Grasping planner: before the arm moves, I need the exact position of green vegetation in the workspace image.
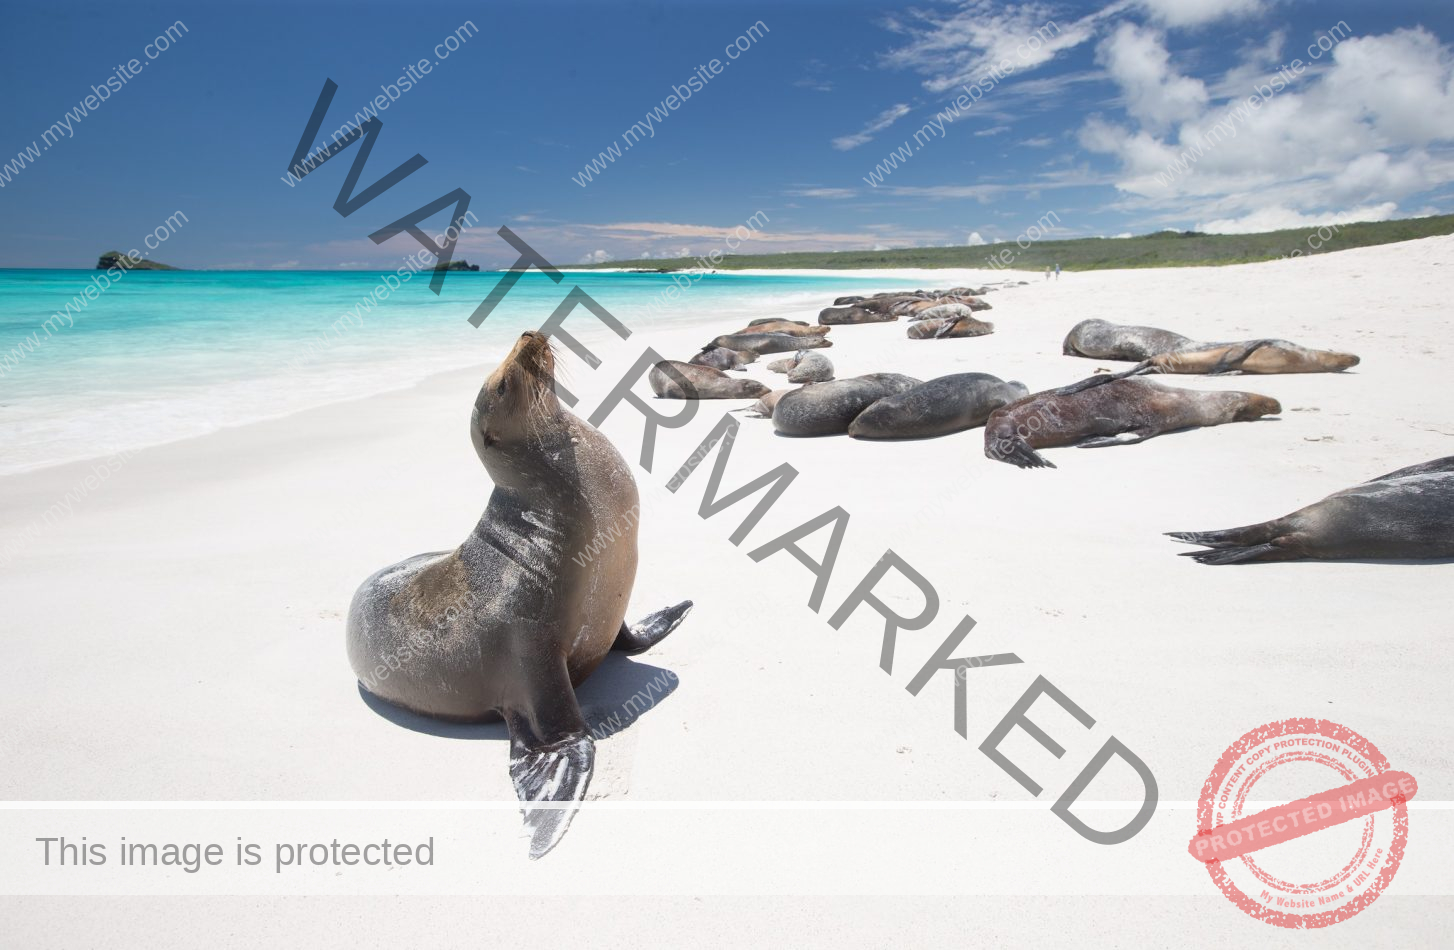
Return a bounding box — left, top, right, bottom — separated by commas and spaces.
97, 251, 178, 271
573, 213, 1454, 272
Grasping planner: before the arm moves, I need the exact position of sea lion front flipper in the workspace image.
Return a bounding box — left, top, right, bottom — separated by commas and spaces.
506, 673, 594, 860
1076, 428, 1153, 448
612, 600, 694, 655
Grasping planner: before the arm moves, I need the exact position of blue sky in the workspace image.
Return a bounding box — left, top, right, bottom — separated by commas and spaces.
2, 0, 1452, 268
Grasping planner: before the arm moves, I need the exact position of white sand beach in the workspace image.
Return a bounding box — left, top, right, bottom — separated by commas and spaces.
3, 237, 1453, 944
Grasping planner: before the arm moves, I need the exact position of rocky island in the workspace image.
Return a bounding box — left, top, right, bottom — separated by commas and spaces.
97, 251, 178, 271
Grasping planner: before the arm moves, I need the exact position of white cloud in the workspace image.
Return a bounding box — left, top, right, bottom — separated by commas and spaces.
1083, 26, 1454, 228
974, 125, 1011, 137
1097, 23, 1208, 132
787, 187, 857, 199
1018, 136, 1055, 147
881, 1, 1105, 94
1135, 0, 1267, 29
579, 249, 613, 264
967, 231, 987, 245
832, 103, 912, 150
1196, 202, 1399, 234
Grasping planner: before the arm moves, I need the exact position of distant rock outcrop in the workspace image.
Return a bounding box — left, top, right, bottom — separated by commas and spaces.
433, 259, 480, 271
97, 251, 177, 271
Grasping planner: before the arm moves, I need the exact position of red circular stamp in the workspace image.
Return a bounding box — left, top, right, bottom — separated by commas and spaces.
1188, 718, 1417, 928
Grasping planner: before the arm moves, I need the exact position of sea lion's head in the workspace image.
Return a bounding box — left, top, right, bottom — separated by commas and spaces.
1233, 392, 1282, 421
472, 331, 562, 463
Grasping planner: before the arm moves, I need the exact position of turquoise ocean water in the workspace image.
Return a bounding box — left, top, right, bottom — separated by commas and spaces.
0, 269, 900, 475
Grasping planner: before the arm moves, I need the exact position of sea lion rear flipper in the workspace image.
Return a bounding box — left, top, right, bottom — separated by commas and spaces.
1166, 522, 1296, 563
933, 317, 962, 339
1049, 361, 1156, 397
986, 435, 1056, 470
1205, 340, 1274, 375
506, 673, 594, 860
612, 600, 694, 655
1178, 543, 1291, 565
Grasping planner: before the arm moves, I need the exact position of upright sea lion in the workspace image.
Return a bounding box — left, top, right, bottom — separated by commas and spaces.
649, 360, 771, 399
347, 332, 693, 859
773, 373, 922, 437
711, 331, 832, 355
907, 313, 995, 339
1062, 319, 1359, 374
983, 374, 1280, 468
849, 373, 1028, 440
689, 346, 754, 371
1170, 457, 1454, 564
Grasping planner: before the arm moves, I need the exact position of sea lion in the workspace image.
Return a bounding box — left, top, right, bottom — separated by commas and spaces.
346, 332, 693, 859
819, 305, 899, 326
649, 360, 771, 399
773, 373, 922, 437
748, 317, 809, 327
1170, 457, 1454, 564
689, 346, 754, 371
1062, 319, 1359, 374
1062, 319, 1194, 361
983, 373, 1281, 468
745, 388, 797, 419
899, 296, 991, 317
788, 351, 834, 383
848, 373, 1028, 440
729, 321, 832, 339
711, 332, 832, 355
1147, 340, 1360, 375
907, 303, 983, 323
907, 314, 995, 339
833, 295, 866, 306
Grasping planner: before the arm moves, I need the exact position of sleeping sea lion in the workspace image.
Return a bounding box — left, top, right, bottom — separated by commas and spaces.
983, 373, 1281, 468
772, 373, 922, 437
649, 360, 771, 399
849, 373, 1028, 440
1169, 457, 1454, 564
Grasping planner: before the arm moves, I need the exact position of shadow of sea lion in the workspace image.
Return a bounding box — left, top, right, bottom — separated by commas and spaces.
357, 655, 680, 742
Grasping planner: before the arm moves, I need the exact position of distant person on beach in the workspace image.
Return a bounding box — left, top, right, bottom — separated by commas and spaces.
1055, 263, 1061, 279
1045, 266, 1051, 281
